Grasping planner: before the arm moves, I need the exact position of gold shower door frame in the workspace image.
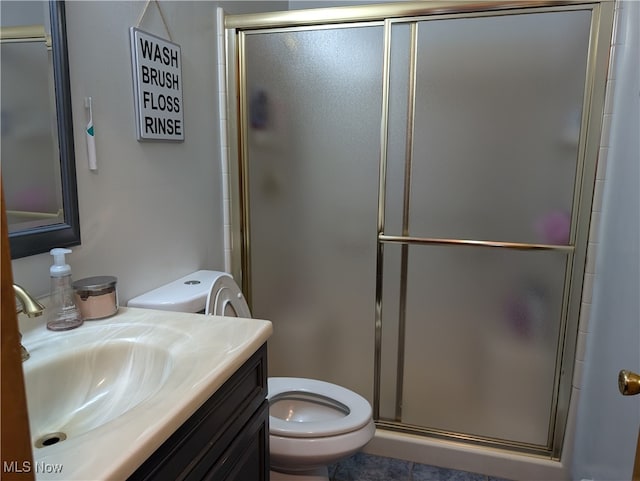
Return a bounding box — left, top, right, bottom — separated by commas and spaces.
225, 1, 614, 459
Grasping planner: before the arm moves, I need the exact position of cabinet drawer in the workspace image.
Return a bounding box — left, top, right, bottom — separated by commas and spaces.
129, 343, 267, 481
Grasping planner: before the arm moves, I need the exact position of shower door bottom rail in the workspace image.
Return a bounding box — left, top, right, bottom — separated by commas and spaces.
374, 419, 558, 458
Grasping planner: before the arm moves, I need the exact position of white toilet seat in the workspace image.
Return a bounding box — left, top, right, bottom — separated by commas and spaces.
268, 377, 372, 438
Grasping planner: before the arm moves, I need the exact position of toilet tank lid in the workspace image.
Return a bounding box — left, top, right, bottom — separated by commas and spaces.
127, 270, 229, 313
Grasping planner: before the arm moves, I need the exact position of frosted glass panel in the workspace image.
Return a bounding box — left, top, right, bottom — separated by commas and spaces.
401, 11, 591, 244
401, 245, 567, 445
244, 26, 383, 402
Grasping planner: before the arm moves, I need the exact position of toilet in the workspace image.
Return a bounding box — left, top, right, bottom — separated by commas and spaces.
128, 270, 375, 481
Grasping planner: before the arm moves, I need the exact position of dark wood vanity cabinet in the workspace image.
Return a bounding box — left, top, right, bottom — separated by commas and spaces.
129, 344, 269, 481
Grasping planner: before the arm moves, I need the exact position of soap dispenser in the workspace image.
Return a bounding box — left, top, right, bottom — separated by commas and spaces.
47, 248, 83, 331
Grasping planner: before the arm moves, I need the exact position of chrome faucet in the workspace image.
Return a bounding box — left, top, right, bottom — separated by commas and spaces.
13, 284, 45, 361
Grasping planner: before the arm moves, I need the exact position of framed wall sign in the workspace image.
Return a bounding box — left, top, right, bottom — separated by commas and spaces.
130, 27, 184, 141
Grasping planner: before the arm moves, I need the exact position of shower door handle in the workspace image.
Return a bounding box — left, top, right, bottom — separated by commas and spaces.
618, 370, 640, 396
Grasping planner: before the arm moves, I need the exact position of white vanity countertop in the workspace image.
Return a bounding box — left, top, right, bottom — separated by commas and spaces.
20, 307, 272, 481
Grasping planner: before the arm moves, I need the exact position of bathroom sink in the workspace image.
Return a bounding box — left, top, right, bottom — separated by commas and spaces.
24, 338, 173, 445
20, 307, 272, 480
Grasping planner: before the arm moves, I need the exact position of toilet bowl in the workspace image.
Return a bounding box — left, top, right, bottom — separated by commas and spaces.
268, 377, 375, 477
128, 270, 375, 481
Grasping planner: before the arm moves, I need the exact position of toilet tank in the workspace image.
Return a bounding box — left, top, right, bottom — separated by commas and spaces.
127, 270, 227, 313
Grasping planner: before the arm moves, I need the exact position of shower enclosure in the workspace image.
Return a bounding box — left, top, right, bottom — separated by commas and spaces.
224, 1, 613, 458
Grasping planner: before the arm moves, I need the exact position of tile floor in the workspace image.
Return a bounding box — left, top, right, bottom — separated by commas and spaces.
328, 452, 513, 481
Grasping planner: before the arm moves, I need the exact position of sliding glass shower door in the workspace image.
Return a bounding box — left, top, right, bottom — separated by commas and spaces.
240, 24, 384, 402
229, 1, 612, 457
379, 11, 591, 449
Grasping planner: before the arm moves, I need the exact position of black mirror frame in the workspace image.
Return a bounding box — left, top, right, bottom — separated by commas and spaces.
9, 0, 81, 259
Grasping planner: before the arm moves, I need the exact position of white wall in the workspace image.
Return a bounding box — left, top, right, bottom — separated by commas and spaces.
10, 1, 286, 302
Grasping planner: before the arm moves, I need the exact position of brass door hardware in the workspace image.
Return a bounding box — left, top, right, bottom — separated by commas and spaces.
618, 370, 640, 396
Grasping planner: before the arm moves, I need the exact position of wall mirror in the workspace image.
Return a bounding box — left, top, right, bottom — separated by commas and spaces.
1, 0, 80, 259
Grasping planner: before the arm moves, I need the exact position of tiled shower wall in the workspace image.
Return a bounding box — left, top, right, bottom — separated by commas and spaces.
571, 0, 620, 394
216, 8, 233, 273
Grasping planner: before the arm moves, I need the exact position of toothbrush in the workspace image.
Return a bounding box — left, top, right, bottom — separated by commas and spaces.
85, 97, 97, 171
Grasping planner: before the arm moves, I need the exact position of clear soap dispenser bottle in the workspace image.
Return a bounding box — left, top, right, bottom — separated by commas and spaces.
47, 248, 83, 331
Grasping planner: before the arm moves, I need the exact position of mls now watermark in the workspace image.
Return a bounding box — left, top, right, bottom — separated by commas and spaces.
4, 461, 64, 474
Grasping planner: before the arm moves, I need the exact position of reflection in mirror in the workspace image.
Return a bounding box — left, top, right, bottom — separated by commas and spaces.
1, 1, 80, 258
2, 23, 63, 232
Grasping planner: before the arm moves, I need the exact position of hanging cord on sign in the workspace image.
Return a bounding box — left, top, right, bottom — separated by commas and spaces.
136, 0, 173, 41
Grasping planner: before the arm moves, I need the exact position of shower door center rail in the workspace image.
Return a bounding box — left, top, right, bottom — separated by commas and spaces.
225, 0, 614, 459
